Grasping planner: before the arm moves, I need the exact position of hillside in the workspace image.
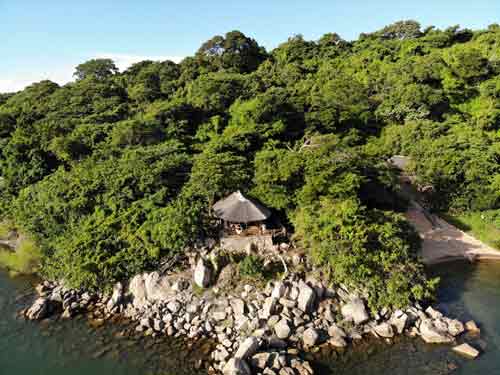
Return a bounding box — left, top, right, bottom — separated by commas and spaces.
1, 21, 500, 308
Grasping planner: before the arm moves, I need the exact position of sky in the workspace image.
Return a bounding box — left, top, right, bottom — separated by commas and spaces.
1, 0, 499, 93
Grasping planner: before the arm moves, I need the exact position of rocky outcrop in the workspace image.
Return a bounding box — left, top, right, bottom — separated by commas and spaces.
24, 271, 472, 375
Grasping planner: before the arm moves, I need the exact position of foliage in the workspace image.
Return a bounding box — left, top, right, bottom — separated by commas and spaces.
2, 24, 499, 305
0, 238, 41, 275
238, 255, 265, 279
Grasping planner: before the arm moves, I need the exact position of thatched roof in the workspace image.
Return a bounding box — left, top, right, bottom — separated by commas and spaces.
213, 191, 271, 223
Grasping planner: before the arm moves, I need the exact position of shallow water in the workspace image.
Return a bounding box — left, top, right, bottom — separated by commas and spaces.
0, 269, 208, 375
316, 261, 500, 375
1, 260, 499, 375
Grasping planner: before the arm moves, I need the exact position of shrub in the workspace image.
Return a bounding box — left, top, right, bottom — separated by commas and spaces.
238, 255, 264, 279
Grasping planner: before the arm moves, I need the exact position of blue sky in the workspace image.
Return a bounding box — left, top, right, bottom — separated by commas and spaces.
1, 0, 499, 92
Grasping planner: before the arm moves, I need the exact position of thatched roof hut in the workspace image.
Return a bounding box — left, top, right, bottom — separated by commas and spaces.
213, 191, 271, 223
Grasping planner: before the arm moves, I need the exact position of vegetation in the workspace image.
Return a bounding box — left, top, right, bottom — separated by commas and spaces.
2, 22, 500, 307
0, 238, 41, 275
443, 211, 500, 249
238, 255, 265, 279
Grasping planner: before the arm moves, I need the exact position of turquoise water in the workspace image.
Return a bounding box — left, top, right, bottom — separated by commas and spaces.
1, 260, 499, 375
0, 270, 208, 375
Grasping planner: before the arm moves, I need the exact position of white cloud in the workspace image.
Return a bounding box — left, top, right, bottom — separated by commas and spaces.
0, 53, 184, 93
95, 53, 184, 72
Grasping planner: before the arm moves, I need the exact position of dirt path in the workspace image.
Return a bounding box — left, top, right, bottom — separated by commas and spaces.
405, 202, 500, 264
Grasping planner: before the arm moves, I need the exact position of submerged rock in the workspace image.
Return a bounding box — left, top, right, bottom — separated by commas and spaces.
453, 343, 480, 358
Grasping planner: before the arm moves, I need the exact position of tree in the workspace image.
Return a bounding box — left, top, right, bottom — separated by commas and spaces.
74, 59, 119, 81
196, 30, 267, 73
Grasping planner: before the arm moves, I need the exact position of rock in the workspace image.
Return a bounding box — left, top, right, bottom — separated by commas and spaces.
328, 324, 346, 338
250, 352, 272, 369
341, 297, 369, 325
419, 319, 454, 344
106, 282, 123, 310
390, 312, 408, 334
144, 272, 171, 301
452, 343, 480, 359
26, 298, 54, 320
231, 298, 246, 317
425, 306, 443, 320
465, 320, 480, 334
373, 322, 394, 338
194, 258, 212, 288
166, 300, 181, 314
213, 311, 227, 321
447, 319, 465, 337
271, 282, 287, 299
328, 335, 347, 348
274, 319, 292, 339
297, 281, 316, 312
302, 327, 320, 347
261, 297, 278, 319
129, 274, 147, 307
235, 337, 260, 360
223, 358, 252, 375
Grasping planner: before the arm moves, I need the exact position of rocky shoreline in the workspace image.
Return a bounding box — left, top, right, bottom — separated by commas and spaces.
22, 256, 483, 375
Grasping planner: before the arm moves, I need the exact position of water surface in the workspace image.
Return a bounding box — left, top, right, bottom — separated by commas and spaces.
0, 268, 208, 375
316, 261, 500, 375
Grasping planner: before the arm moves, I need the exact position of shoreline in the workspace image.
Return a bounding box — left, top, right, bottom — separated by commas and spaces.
22, 265, 482, 375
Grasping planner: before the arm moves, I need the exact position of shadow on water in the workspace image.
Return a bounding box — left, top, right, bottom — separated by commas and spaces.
315, 260, 500, 375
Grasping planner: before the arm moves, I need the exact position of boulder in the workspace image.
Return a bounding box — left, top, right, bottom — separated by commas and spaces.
261, 297, 278, 319
425, 306, 443, 319
328, 335, 347, 348
231, 298, 246, 317
447, 319, 465, 337
274, 319, 292, 339
194, 258, 212, 288
452, 343, 480, 359
328, 324, 346, 338
250, 352, 272, 369
271, 282, 287, 299
419, 319, 454, 344
106, 281, 124, 310
373, 322, 394, 338
235, 337, 260, 360
223, 358, 252, 375
390, 312, 408, 334
129, 274, 147, 307
341, 297, 369, 325
144, 272, 171, 301
302, 327, 320, 347
26, 297, 56, 320
465, 320, 480, 334
297, 281, 316, 312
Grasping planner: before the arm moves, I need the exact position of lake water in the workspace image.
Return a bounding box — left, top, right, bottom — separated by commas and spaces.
0, 269, 209, 375
0, 260, 499, 375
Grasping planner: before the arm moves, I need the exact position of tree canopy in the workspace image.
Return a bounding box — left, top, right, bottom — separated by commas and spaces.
2, 24, 499, 307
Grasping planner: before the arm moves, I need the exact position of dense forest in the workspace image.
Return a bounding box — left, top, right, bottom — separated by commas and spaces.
1, 21, 500, 309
